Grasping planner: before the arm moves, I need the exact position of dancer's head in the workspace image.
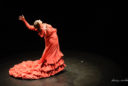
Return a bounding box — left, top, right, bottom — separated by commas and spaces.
34, 20, 43, 31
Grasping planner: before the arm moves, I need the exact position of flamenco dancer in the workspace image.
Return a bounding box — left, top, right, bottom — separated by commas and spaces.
9, 15, 66, 79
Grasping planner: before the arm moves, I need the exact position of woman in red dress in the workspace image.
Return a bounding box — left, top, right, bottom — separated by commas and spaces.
9, 15, 66, 79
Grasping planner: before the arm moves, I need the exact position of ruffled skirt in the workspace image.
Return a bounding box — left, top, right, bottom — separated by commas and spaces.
9, 58, 66, 79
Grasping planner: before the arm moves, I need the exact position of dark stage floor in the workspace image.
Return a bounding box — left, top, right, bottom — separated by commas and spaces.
0, 50, 126, 86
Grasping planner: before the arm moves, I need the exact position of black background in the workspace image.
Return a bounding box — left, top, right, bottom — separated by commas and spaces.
1, 1, 126, 76
1, 1, 128, 86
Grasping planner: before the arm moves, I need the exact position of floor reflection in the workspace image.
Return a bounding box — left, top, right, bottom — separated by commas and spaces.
0, 50, 121, 86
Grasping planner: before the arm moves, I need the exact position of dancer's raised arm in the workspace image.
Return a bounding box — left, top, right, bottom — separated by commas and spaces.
19, 15, 36, 31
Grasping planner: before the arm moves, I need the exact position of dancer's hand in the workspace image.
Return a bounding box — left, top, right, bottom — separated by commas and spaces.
19, 15, 25, 21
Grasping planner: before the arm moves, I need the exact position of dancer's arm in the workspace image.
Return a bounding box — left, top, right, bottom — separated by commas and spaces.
19, 15, 37, 31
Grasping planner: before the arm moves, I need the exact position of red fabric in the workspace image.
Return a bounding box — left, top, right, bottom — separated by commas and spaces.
39, 24, 64, 64
9, 23, 66, 79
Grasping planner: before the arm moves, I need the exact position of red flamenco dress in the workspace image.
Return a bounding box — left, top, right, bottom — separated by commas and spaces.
9, 23, 66, 79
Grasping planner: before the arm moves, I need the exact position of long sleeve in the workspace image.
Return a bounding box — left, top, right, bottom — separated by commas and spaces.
23, 19, 37, 31
38, 32, 44, 38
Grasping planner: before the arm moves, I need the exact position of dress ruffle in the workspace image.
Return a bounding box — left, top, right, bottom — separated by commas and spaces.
9, 24, 66, 79
9, 58, 66, 79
